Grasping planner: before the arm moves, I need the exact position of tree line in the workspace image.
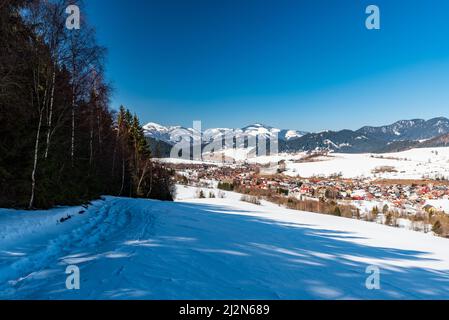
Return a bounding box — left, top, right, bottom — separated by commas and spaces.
0, 0, 174, 209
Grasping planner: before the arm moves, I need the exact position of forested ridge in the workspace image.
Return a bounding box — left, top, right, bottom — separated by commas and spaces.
0, 0, 174, 209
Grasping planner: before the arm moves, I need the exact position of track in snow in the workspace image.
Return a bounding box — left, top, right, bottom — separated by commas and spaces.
1, 188, 449, 299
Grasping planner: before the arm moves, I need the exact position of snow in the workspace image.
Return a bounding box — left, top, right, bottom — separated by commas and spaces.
144, 122, 306, 149
0, 200, 106, 247
350, 200, 388, 214
157, 158, 214, 165
143, 122, 167, 132
425, 199, 449, 214
160, 147, 449, 181
1, 186, 449, 299
284, 147, 449, 179
284, 129, 304, 140
247, 153, 306, 165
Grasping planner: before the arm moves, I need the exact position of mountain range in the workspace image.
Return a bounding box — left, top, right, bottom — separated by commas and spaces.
143, 117, 449, 156
143, 122, 307, 144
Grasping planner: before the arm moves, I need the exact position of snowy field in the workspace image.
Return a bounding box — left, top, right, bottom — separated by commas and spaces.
160, 147, 449, 180
1, 186, 449, 299
283, 148, 449, 179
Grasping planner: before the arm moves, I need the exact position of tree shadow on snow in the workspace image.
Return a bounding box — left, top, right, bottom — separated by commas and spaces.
4, 199, 449, 300
147, 201, 449, 300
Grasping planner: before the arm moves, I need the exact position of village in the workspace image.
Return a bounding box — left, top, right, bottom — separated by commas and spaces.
169, 161, 449, 217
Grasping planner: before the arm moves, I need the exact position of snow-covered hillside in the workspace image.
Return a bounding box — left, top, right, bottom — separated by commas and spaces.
161, 147, 449, 180
1, 186, 449, 299
281, 147, 449, 179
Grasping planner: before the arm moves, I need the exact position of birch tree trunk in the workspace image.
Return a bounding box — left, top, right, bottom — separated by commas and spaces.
71, 86, 75, 166
89, 109, 94, 167
44, 66, 56, 159
146, 163, 153, 198
119, 157, 125, 196
29, 109, 44, 209
137, 159, 150, 196
29, 66, 45, 209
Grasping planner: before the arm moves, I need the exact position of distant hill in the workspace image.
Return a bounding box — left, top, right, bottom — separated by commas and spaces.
285, 117, 449, 153
146, 137, 173, 158
369, 133, 449, 153
285, 130, 386, 153
419, 133, 449, 148
357, 117, 449, 142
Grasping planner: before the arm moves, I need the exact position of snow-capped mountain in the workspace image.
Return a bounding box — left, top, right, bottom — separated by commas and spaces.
280, 129, 308, 141
143, 122, 307, 145
143, 122, 201, 145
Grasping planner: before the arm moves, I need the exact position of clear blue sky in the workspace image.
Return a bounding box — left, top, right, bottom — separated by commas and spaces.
85, 0, 449, 131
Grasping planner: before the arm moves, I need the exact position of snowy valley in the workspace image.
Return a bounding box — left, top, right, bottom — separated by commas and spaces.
3, 133, 449, 299
3, 117, 449, 299
4, 0, 449, 304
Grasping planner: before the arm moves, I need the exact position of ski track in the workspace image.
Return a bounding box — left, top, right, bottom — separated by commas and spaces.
1, 189, 449, 299
0, 199, 131, 298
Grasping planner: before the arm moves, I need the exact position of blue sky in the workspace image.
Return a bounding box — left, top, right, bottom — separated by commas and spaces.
85, 0, 449, 131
